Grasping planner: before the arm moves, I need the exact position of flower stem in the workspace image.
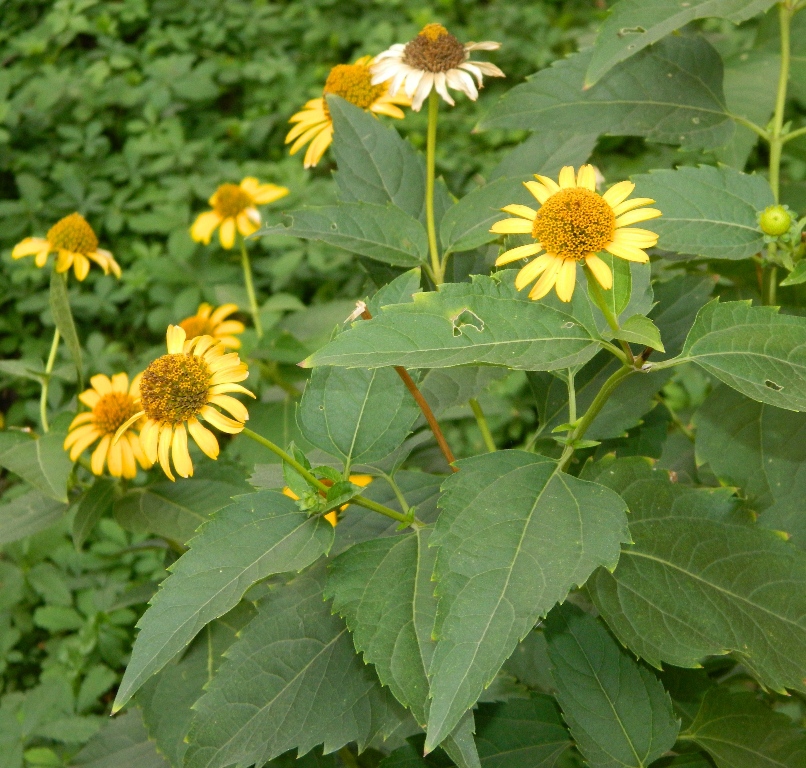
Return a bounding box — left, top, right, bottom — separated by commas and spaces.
584, 266, 634, 363
469, 398, 496, 452
39, 327, 61, 433
425, 90, 442, 285
239, 235, 263, 337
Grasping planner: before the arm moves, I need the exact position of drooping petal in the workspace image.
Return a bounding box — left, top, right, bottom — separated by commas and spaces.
107, 440, 123, 477
585, 254, 613, 290
252, 184, 289, 205
55, 250, 74, 273
515, 254, 554, 290
171, 423, 193, 479
141, 419, 160, 463
219, 218, 236, 249
495, 242, 543, 266
208, 394, 249, 422
411, 72, 435, 111
303, 124, 334, 168
190, 211, 222, 245
555, 258, 578, 302
236, 212, 260, 237
528, 257, 563, 300
200, 405, 245, 434
130, 433, 152, 470
12, 238, 50, 259
91, 435, 111, 476
158, 423, 175, 481
73, 255, 90, 281
490, 218, 533, 235
119, 435, 137, 479
187, 417, 219, 460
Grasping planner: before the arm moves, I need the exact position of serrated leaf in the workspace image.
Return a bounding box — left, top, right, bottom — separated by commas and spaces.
69, 709, 169, 768
418, 367, 508, 419
50, 269, 83, 388
367, 268, 422, 315
303, 273, 600, 372
184, 564, 407, 768
113, 491, 334, 710
0, 489, 68, 545
585, 0, 777, 86
480, 36, 733, 151
614, 315, 665, 352
632, 166, 772, 260
677, 300, 806, 411
586, 457, 806, 694
425, 450, 630, 750
489, 131, 598, 181
545, 603, 679, 768
73, 478, 116, 549
0, 430, 72, 503
649, 274, 715, 359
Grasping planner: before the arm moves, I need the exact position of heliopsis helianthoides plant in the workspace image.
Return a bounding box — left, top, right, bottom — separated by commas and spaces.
491, 165, 661, 302
286, 56, 410, 168
283, 474, 373, 526
115, 326, 253, 481
178, 303, 245, 350
64, 373, 151, 479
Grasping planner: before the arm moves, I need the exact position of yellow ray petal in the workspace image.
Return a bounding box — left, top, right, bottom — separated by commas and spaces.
208, 394, 249, 422
187, 417, 219, 459
615, 208, 662, 228
524, 180, 552, 204
303, 124, 334, 168
114, 411, 145, 444
120, 436, 137, 479
91, 435, 111, 476
605, 241, 650, 263
73, 254, 90, 281
130, 434, 152, 470
585, 254, 613, 290
602, 180, 635, 207
501, 204, 537, 220
190, 211, 222, 245
107, 440, 123, 477
12, 238, 51, 259
495, 242, 543, 266
141, 419, 159, 463
219, 218, 236, 249
252, 184, 289, 205
490, 218, 533, 235
528, 257, 563, 300
172, 423, 193, 479
90, 374, 113, 395
555, 258, 577, 302
166, 325, 187, 354
515, 254, 555, 291
576, 165, 596, 191
612, 228, 659, 246
612, 197, 655, 217
534, 175, 561, 195
67, 427, 101, 460
200, 405, 245, 434
558, 166, 576, 189
111, 372, 129, 393
79, 390, 100, 408
158, 423, 175, 481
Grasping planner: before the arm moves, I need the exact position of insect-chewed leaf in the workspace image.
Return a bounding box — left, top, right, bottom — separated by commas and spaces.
678, 300, 806, 411
545, 603, 679, 768
70, 708, 169, 768
480, 35, 733, 151
112, 491, 334, 711
184, 564, 407, 768
586, 457, 806, 694
632, 166, 772, 260
424, 450, 630, 751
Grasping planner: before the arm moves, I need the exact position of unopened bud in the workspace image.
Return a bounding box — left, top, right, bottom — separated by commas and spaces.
759, 205, 792, 237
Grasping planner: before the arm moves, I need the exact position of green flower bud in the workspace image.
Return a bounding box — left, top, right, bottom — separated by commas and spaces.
759, 205, 792, 237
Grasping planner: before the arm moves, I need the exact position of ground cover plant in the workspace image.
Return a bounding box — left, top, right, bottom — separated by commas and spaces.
2, 0, 806, 767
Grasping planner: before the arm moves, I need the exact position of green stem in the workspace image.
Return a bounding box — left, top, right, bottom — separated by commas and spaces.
781, 124, 806, 143
239, 235, 263, 338
259, 361, 301, 398
469, 398, 496, 452
39, 327, 61, 433
727, 112, 770, 141
382, 472, 411, 515
585, 266, 634, 363
425, 90, 442, 285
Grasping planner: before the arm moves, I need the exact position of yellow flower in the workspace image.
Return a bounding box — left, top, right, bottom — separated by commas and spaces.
371, 24, 504, 111
190, 177, 289, 250
12, 213, 121, 281
286, 56, 410, 168
64, 373, 151, 479
490, 165, 661, 302
116, 326, 254, 481
282, 474, 373, 526
178, 303, 245, 350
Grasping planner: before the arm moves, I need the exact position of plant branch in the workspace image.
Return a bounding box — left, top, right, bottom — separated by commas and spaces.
727, 112, 771, 141
585, 266, 634, 363
469, 398, 496, 452
239, 235, 263, 337
782, 124, 806, 143
425, 91, 443, 284
40, 327, 61, 433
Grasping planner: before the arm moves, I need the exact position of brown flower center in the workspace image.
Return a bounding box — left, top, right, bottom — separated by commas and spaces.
402, 23, 466, 73
213, 184, 254, 219
323, 63, 388, 112
93, 392, 139, 435
179, 315, 215, 340
531, 188, 616, 261
47, 213, 98, 255
139, 353, 210, 423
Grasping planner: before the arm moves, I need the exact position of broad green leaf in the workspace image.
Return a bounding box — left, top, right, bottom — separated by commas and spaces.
425, 450, 629, 750
684, 688, 806, 768
73, 478, 116, 549
677, 300, 806, 411
632, 166, 772, 260
480, 36, 734, 151
614, 315, 664, 352
70, 709, 169, 768
259, 203, 427, 267
367, 268, 422, 315
589, 252, 632, 320
297, 366, 420, 465
649, 274, 715, 359
545, 603, 679, 768
489, 131, 598, 181
303, 273, 600, 372
0, 431, 72, 503
780, 260, 806, 286
586, 457, 806, 694
184, 564, 407, 768
419, 367, 508, 419
113, 491, 334, 710
0, 489, 67, 546
49, 269, 83, 388
694, 385, 806, 547
585, 0, 777, 86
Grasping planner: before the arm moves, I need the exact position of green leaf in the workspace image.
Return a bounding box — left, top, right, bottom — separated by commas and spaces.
545, 603, 679, 768
632, 166, 773, 260
586, 457, 806, 694
480, 36, 733, 151
590, 252, 633, 320
677, 300, 806, 411
113, 491, 334, 710
70, 709, 169, 768
418, 367, 508, 419
425, 450, 630, 750
585, 0, 778, 86
0, 489, 67, 545
73, 477, 116, 549
184, 564, 407, 768
49, 269, 83, 388
303, 273, 600, 372
684, 688, 806, 768
297, 366, 420, 465
259, 203, 427, 267
614, 315, 665, 352
649, 274, 715, 359
0, 431, 72, 503
489, 131, 598, 181
367, 267, 422, 315
780, 260, 806, 286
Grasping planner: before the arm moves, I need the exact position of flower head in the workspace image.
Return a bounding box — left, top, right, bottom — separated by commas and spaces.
179, 303, 245, 350
283, 474, 373, 526
371, 23, 504, 111
490, 165, 661, 302
12, 213, 121, 281
190, 177, 289, 250
64, 373, 151, 478
117, 326, 254, 481
286, 56, 410, 168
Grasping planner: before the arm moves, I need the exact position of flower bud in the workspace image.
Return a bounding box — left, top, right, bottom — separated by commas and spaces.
759, 205, 792, 237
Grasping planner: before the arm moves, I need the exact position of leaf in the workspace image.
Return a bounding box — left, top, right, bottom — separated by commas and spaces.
425, 450, 630, 750
545, 603, 679, 768
684, 688, 806, 768
589, 252, 632, 320
648, 274, 715, 359
677, 300, 806, 411
780, 260, 806, 286
49, 269, 83, 388
112, 491, 334, 710
418, 367, 508, 419
586, 457, 806, 694
367, 268, 422, 315
303, 273, 600, 372
0, 431, 72, 503
259, 203, 427, 267
184, 564, 407, 768
614, 315, 665, 352
632, 166, 772, 260
73, 478, 116, 549
297, 366, 420, 465
585, 0, 778, 86
0, 489, 67, 545
69, 709, 169, 768
489, 131, 598, 181
480, 36, 734, 151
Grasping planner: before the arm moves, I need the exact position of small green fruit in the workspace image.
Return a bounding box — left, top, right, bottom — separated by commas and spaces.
759, 205, 792, 236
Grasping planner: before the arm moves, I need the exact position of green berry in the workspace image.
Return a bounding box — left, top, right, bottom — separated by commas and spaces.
759, 205, 792, 236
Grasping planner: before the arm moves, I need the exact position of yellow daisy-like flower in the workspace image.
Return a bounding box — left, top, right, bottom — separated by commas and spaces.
490, 165, 661, 302
283, 474, 373, 527
286, 56, 411, 169
116, 326, 253, 481
371, 24, 504, 112
64, 373, 152, 479
179, 303, 245, 350
190, 177, 289, 250
12, 213, 121, 281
